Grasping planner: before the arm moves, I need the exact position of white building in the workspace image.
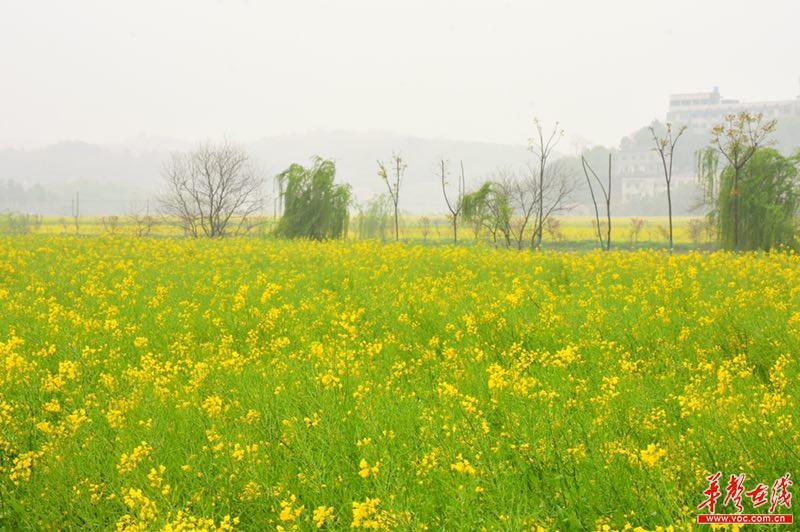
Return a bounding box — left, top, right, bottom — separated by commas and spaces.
666, 86, 800, 131
620, 174, 698, 201
617, 147, 696, 203
619, 86, 800, 203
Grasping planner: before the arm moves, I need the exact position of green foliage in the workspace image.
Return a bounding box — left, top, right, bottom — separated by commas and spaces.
355, 195, 392, 240
461, 181, 513, 245
461, 182, 493, 222
701, 148, 799, 250
275, 157, 352, 240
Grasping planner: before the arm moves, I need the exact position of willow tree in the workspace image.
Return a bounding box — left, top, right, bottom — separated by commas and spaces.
462, 181, 512, 247
698, 147, 799, 251
275, 157, 352, 240
708, 112, 777, 249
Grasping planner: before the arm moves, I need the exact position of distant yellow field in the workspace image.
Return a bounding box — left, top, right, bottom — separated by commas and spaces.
388, 216, 711, 246
13, 215, 713, 247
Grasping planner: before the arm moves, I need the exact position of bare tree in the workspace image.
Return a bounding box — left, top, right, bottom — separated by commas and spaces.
629, 218, 645, 245
463, 163, 574, 250
649, 122, 687, 253
420, 216, 431, 242
544, 217, 565, 243
526, 159, 576, 249
687, 218, 706, 245
377, 153, 406, 241
708, 112, 777, 250
528, 118, 564, 248
100, 215, 121, 235
438, 159, 466, 243
128, 200, 157, 237
581, 154, 612, 251
497, 169, 537, 250
160, 141, 264, 237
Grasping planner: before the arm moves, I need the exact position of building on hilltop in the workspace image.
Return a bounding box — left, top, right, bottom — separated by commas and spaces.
666, 86, 800, 131
618, 85, 800, 205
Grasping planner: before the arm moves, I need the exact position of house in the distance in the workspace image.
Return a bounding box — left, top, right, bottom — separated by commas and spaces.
666, 86, 800, 131
619, 85, 800, 204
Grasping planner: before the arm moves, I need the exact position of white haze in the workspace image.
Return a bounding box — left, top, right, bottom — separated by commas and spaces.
1, 0, 798, 149
1, 0, 799, 215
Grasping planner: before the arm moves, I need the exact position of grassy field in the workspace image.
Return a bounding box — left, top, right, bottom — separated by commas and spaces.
1, 236, 798, 529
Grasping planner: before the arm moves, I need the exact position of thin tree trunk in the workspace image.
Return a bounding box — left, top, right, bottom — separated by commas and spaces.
583, 160, 604, 250
667, 185, 673, 253
537, 172, 544, 248
733, 169, 740, 250
606, 154, 612, 251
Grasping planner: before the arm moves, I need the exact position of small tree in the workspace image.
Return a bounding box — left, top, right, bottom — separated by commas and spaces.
129, 201, 157, 237
581, 154, 612, 250
462, 181, 512, 248
100, 215, 121, 235
701, 148, 799, 250
544, 217, 565, 243
420, 216, 431, 242
649, 122, 687, 252
529, 118, 564, 248
160, 141, 264, 237
687, 218, 706, 245
275, 157, 351, 240
2, 213, 42, 235
438, 159, 466, 243
629, 218, 645, 245
707, 112, 777, 249
527, 159, 576, 249
499, 169, 537, 250
356, 195, 392, 241
377, 153, 406, 241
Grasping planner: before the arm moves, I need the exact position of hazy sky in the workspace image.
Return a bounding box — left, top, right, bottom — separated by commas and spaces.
1, 0, 799, 150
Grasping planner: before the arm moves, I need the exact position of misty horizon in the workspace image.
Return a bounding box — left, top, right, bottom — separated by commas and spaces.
2, 0, 800, 151
2, 0, 800, 219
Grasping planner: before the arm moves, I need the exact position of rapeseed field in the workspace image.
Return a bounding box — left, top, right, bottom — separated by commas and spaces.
0, 236, 798, 530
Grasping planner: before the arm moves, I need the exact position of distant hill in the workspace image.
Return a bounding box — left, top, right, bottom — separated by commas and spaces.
0, 132, 535, 215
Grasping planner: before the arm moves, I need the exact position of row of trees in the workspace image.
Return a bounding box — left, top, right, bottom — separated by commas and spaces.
371, 120, 576, 249
157, 113, 799, 251
580, 112, 798, 252
158, 120, 580, 248
453, 121, 576, 249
